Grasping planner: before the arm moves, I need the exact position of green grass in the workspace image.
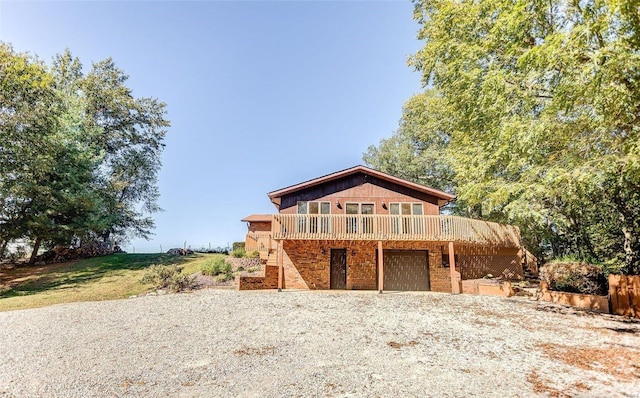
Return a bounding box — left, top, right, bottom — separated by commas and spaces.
0, 253, 214, 312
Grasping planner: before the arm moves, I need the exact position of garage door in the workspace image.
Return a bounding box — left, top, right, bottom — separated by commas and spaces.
383, 250, 430, 291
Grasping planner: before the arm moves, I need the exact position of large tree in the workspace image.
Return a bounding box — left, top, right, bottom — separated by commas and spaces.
364, 90, 455, 194
0, 44, 169, 261
0, 44, 61, 258
79, 56, 168, 243
366, 1, 640, 272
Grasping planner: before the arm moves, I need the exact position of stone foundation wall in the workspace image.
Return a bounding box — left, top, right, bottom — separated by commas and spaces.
282, 241, 334, 289
238, 265, 279, 290
281, 240, 453, 292
428, 246, 450, 292
251, 240, 521, 293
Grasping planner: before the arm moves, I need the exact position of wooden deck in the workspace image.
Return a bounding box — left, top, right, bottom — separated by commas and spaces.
270, 214, 521, 247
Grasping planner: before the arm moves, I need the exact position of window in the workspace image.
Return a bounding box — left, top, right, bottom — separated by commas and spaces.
389, 203, 423, 215
346, 203, 374, 234
390, 202, 425, 234
297, 201, 331, 215
297, 201, 331, 233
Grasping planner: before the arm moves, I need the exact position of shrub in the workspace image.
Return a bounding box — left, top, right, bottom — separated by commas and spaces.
232, 242, 245, 251
236, 266, 245, 272
215, 273, 233, 283
248, 250, 260, 259
201, 255, 233, 279
141, 264, 197, 292
539, 261, 607, 295
231, 247, 246, 258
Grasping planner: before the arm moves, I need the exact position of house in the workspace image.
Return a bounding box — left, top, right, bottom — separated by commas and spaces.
240, 165, 524, 293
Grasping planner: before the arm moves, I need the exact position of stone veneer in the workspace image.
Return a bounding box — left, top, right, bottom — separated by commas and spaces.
281, 240, 454, 293
237, 265, 279, 290
240, 240, 523, 292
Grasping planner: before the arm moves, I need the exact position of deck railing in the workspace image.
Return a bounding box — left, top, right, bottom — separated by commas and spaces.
245, 231, 272, 258
271, 214, 521, 247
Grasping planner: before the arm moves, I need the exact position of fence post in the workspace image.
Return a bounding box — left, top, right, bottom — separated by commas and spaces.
610, 274, 634, 317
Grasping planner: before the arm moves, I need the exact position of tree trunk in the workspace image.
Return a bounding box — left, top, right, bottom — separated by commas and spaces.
611, 179, 640, 274
621, 225, 640, 274
29, 237, 42, 264
0, 240, 7, 258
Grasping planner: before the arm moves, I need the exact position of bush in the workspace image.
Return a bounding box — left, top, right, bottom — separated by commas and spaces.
215, 273, 233, 283
201, 255, 233, 278
232, 242, 245, 251
248, 250, 260, 259
141, 264, 197, 292
231, 247, 246, 258
540, 261, 607, 295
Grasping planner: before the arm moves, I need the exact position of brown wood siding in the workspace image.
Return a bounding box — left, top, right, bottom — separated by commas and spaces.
279, 173, 440, 215
248, 221, 272, 233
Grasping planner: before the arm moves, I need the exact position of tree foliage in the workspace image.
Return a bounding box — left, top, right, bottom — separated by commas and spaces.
365, 0, 640, 273
0, 43, 169, 261
364, 91, 455, 193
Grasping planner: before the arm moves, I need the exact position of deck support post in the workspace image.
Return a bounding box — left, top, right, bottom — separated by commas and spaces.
277, 241, 284, 292
449, 241, 460, 294
378, 241, 384, 293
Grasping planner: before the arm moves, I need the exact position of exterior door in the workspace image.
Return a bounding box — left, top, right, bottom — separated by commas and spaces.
384, 250, 430, 291
330, 249, 347, 289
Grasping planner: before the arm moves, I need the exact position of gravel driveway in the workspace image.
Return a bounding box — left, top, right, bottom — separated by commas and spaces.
1, 290, 639, 397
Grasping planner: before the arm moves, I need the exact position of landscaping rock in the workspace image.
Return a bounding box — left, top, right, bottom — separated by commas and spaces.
35, 242, 122, 265
167, 248, 194, 256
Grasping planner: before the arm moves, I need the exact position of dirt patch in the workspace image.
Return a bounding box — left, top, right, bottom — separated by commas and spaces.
538, 343, 640, 381
526, 370, 567, 398
233, 346, 276, 356
387, 340, 418, 349
0, 261, 77, 285
0, 261, 81, 296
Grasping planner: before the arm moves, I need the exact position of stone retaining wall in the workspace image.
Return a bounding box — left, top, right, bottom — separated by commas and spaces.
540, 282, 610, 313
238, 265, 279, 290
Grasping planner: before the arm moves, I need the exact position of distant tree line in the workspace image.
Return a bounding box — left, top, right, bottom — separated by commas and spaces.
365, 1, 640, 274
0, 43, 169, 262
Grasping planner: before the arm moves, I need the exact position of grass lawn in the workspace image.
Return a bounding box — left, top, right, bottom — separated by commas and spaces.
0, 253, 218, 312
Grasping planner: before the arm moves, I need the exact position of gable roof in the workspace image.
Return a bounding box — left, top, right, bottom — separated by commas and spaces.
241, 214, 273, 223
267, 165, 455, 206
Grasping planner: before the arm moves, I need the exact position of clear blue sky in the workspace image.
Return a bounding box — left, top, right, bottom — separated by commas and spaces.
0, 1, 423, 252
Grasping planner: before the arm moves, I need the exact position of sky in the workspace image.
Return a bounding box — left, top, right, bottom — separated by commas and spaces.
0, 0, 424, 253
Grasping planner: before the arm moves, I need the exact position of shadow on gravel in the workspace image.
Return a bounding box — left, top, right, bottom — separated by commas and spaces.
534, 302, 640, 325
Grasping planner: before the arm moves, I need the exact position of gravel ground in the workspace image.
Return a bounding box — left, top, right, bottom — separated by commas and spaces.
1, 290, 639, 397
